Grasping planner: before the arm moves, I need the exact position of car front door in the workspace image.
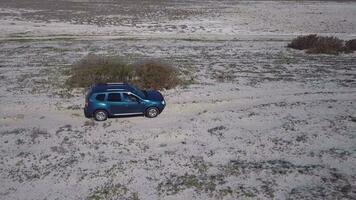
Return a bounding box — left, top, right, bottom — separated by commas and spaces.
122, 93, 144, 114
107, 93, 128, 115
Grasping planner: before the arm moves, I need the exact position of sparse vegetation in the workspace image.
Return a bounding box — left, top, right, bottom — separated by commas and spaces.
88, 183, 139, 200
212, 70, 236, 82
65, 54, 182, 90
157, 159, 341, 198
288, 34, 355, 55
157, 173, 218, 195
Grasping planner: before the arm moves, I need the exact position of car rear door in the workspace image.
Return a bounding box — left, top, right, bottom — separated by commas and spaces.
107, 93, 128, 115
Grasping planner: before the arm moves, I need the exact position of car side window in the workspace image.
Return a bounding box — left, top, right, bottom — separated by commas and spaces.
107, 93, 121, 102
123, 93, 139, 102
95, 94, 105, 101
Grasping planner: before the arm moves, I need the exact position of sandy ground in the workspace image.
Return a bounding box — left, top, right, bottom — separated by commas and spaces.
0, 1, 356, 200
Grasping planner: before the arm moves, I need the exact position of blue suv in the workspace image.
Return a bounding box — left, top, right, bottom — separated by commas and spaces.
84, 83, 166, 121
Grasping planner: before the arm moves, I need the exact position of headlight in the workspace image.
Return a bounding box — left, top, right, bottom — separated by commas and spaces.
162, 100, 165, 105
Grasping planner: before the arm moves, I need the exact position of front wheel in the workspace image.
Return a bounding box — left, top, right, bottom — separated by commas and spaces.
145, 107, 159, 118
94, 110, 108, 121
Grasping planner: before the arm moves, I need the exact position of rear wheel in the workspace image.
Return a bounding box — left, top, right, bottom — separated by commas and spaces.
94, 110, 108, 121
145, 107, 159, 118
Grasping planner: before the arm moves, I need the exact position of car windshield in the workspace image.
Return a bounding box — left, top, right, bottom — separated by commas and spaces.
129, 85, 145, 99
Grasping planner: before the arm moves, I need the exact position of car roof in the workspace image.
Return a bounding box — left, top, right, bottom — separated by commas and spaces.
90, 83, 132, 93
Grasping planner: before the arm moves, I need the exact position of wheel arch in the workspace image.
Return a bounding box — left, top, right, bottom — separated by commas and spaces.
93, 108, 110, 116
145, 106, 160, 113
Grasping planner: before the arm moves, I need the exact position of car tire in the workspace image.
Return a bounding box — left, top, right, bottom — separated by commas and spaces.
145, 107, 159, 118
94, 110, 108, 121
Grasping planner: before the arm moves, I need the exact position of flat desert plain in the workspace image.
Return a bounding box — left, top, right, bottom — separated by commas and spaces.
0, 0, 355, 199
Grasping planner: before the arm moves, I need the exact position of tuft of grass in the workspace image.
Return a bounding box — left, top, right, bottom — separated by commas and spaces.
288, 34, 355, 55
83, 120, 96, 127
30, 128, 49, 143
15, 160, 24, 167
207, 125, 227, 140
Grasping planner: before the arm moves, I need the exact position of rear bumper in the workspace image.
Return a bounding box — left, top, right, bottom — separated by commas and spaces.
84, 107, 92, 118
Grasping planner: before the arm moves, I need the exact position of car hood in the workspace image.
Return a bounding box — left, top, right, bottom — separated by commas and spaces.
145, 90, 164, 101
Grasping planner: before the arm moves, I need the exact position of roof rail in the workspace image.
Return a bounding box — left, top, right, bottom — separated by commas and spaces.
107, 89, 126, 91
107, 82, 125, 85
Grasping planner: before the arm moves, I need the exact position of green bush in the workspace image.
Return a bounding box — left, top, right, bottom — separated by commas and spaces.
65, 55, 181, 90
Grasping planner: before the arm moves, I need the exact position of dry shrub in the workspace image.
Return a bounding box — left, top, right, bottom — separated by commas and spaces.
345, 39, 356, 51
288, 34, 354, 55
134, 60, 181, 90
66, 55, 181, 90
287, 34, 318, 50
306, 36, 344, 55
66, 54, 134, 88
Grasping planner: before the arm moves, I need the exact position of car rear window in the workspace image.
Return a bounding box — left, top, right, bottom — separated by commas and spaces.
85, 87, 93, 100
107, 93, 121, 102
95, 94, 105, 101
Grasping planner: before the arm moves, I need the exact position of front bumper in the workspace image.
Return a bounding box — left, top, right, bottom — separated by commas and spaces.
158, 102, 166, 113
